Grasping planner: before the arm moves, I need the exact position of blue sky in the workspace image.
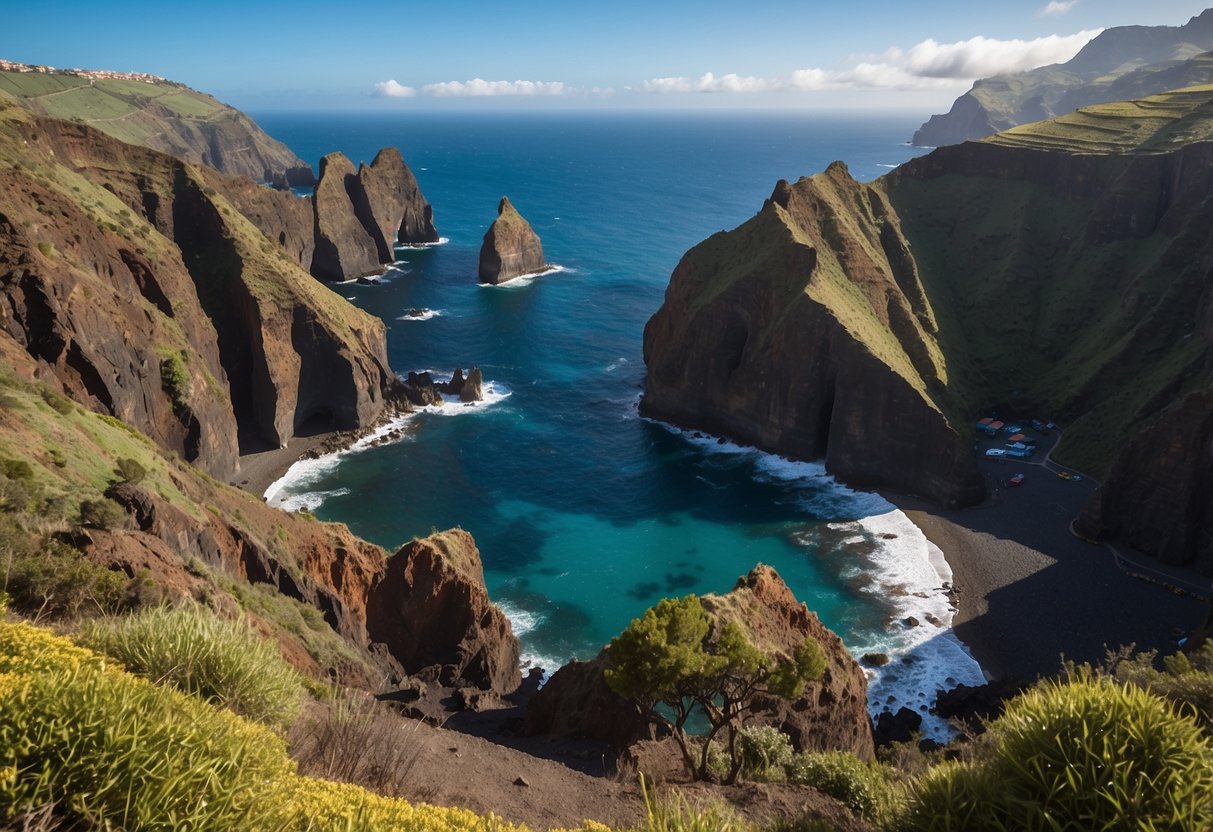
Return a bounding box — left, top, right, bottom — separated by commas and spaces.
2, 1, 1210, 109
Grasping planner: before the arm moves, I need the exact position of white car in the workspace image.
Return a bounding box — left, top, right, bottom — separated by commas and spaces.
985, 449, 1007, 458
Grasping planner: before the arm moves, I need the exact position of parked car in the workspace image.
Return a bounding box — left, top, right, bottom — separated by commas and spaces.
985, 449, 1007, 458
1009, 473, 1025, 487
1005, 442, 1029, 451
1057, 471, 1072, 480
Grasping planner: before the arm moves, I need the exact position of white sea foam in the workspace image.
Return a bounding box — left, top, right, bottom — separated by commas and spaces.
394, 236, 450, 252
396, 308, 445, 322
497, 601, 563, 677
604, 357, 630, 373
477, 264, 570, 289
646, 419, 986, 741
263, 373, 511, 509
877, 163, 898, 168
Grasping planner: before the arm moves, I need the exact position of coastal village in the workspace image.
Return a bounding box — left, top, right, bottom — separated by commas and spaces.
0, 58, 168, 84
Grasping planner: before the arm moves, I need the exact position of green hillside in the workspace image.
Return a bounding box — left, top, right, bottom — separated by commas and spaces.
0, 65, 308, 182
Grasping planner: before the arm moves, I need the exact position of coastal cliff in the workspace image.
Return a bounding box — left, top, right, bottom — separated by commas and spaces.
913, 10, 1213, 146
479, 197, 547, 284
645, 84, 1213, 570
0, 97, 392, 475
0, 61, 313, 184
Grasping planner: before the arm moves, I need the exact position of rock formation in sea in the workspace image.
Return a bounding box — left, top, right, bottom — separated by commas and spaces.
912, 10, 1213, 146
311, 152, 385, 282
523, 565, 874, 762
644, 84, 1213, 571
478, 197, 547, 284
308, 150, 439, 282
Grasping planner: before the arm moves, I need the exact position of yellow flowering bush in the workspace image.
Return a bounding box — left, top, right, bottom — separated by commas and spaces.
0, 619, 613, 832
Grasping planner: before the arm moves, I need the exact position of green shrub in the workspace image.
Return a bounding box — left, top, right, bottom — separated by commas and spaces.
2, 531, 126, 619
635, 774, 748, 832
895, 674, 1213, 831
0, 459, 34, 482
37, 387, 74, 415
78, 497, 127, 530
158, 351, 189, 413
0, 662, 294, 830
81, 604, 305, 729
1112, 642, 1213, 730
736, 725, 794, 781
113, 457, 147, 485
788, 750, 893, 820
0, 620, 540, 832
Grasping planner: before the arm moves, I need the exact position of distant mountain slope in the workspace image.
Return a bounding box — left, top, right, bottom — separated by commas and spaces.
0, 60, 313, 184
645, 84, 1213, 571
912, 9, 1213, 147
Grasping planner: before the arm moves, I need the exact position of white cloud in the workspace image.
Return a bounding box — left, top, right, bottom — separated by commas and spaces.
372, 80, 417, 98
1042, 1, 1079, 15
637, 28, 1101, 94
420, 78, 566, 97
639, 72, 781, 93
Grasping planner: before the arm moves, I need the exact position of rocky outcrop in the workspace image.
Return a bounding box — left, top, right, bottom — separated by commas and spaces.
401, 368, 484, 406
524, 565, 873, 761
642, 165, 984, 507
309, 149, 439, 282
522, 655, 655, 751
702, 566, 875, 760
0, 102, 393, 470
913, 10, 1213, 146
95, 477, 519, 693
644, 85, 1213, 570
366, 530, 521, 694
479, 197, 547, 284
311, 152, 383, 282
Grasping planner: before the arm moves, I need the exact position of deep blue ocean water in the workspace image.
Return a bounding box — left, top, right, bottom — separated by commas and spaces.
254, 110, 984, 735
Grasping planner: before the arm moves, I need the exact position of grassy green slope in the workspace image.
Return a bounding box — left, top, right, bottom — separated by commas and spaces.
985, 84, 1213, 154
0, 69, 305, 179
888, 85, 1213, 475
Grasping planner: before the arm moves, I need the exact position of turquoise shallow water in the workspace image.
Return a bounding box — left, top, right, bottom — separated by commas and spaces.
254, 110, 985, 736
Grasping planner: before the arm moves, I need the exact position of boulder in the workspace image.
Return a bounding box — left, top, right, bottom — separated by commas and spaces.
522, 655, 655, 751
478, 196, 547, 284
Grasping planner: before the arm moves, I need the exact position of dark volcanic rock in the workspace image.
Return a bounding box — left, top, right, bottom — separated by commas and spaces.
311, 152, 382, 282
642, 166, 985, 507
478, 197, 547, 285
460, 368, 484, 403
1079, 387, 1213, 574
873, 707, 922, 746
524, 565, 874, 761
366, 529, 522, 695
522, 655, 655, 751
358, 148, 436, 260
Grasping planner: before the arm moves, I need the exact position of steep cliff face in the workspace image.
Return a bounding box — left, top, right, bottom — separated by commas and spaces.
356, 147, 438, 250
478, 197, 547, 284
642, 165, 984, 506
311, 153, 383, 282
912, 10, 1213, 147
0, 100, 392, 470
524, 565, 874, 761
0, 63, 313, 184
645, 85, 1213, 570
366, 530, 521, 694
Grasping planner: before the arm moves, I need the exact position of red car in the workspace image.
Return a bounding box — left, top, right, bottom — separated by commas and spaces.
1009, 473, 1025, 487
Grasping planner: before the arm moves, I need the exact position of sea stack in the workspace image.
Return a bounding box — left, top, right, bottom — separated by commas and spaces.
478, 196, 547, 284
